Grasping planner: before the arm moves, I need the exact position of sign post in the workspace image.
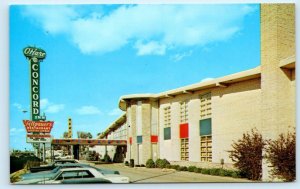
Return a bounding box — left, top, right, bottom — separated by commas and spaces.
23, 46, 53, 162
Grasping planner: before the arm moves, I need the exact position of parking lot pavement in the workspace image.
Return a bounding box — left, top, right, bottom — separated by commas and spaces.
93, 163, 253, 183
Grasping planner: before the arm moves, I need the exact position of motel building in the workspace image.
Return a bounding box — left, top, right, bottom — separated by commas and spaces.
94, 4, 295, 181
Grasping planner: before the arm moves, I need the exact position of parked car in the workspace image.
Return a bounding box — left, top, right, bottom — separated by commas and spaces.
29, 159, 80, 173
15, 167, 130, 184
61, 178, 112, 184
22, 163, 120, 181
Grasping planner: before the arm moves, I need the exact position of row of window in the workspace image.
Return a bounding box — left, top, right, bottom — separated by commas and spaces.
165, 93, 212, 162
163, 118, 212, 140
163, 93, 212, 125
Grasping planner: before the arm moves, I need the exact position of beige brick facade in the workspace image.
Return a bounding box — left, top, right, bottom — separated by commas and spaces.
100, 3, 295, 181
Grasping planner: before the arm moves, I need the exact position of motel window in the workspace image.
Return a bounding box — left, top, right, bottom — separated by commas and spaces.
180, 101, 189, 123
200, 118, 212, 162
199, 93, 212, 119
137, 136, 143, 144
163, 106, 171, 127
199, 93, 212, 162
164, 127, 171, 140
180, 138, 189, 161
200, 118, 211, 136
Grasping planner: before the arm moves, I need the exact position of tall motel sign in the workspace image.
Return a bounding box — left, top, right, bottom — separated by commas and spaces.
22, 46, 54, 161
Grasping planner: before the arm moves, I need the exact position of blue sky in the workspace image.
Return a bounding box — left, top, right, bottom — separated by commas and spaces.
9, 4, 260, 150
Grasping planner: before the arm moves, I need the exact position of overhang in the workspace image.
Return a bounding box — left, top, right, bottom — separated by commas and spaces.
98, 113, 126, 139
119, 66, 261, 110
279, 55, 295, 69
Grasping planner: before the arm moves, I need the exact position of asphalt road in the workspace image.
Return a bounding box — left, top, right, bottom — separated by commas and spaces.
93, 163, 252, 183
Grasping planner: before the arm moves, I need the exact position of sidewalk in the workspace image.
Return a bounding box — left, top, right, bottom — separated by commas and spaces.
93, 163, 253, 183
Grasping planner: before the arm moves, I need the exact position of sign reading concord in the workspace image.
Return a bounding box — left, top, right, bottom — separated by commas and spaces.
23, 46, 46, 121
23, 46, 53, 147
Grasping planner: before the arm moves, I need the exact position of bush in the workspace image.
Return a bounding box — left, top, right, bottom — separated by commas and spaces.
231, 171, 241, 178
103, 154, 111, 163
165, 164, 172, 169
228, 129, 266, 180
171, 165, 180, 170
265, 130, 296, 181
140, 164, 145, 167
210, 168, 221, 176
155, 158, 170, 168
219, 169, 233, 177
201, 168, 210, 175
187, 166, 197, 172
146, 159, 155, 168
194, 167, 202, 173
178, 166, 188, 171
124, 161, 129, 166
135, 165, 141, 167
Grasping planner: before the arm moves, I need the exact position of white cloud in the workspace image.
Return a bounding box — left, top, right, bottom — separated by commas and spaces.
170, 50, 193, 62
201, 77, 215, 82
40, 98, 50, 109
22, 5, 255, 55
45, 104, 65, 113
40, 98, 65, 114
76, 106, 102, 115
22, 6, 78, 34
12, 103, 23, 112
10, 128, 25, 136
108, 108, 123, 116
135, 41, 166, 56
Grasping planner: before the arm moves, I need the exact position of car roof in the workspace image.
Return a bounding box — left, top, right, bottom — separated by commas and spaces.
54, 159, 78, 162
58, 163, 88, 167
58, 167, 95, 171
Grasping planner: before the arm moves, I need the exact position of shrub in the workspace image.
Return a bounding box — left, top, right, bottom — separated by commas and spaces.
194, 167, 202, 173
187, 166, 197, 172
103, 154, 112, 163
201, 168, 210, 175
124, 161, 129, 166
231, 171, 241, 178
210, 168, 221, 176
219, 169, 233, 177
146, 159, 155, 168
135, 165, 141, 167
171, 165, 180, 170
140, 164, 145, 167
228, 129, 266, 180
265, 130, 296, 181
155, 158, 170, 168
165, 164, 172, 169
219, 169, 226, 176
178, 166, 188, 171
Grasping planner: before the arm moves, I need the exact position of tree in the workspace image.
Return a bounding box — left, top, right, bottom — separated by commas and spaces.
63, 132, 68, 139
87, 132, 93, 139
228, 129, 266, 180
265, 130, 296, 181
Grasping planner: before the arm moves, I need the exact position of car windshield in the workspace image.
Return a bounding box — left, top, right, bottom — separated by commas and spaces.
51, 169, 63, 180
51, 166, 60, 173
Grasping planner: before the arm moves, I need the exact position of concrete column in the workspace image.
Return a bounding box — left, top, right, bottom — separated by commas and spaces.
260, 4, 295, 181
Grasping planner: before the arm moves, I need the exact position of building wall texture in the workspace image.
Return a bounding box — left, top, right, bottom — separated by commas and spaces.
106, 3, 295, 181
260, 4, 295, 180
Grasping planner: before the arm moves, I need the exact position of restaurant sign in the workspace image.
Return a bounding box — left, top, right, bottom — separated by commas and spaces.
23, 120, 54, 133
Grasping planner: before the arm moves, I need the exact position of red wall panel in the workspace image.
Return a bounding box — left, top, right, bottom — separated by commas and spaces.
180, 123, 189, 138
151, 135, 158, 143
129, 137, 132, 144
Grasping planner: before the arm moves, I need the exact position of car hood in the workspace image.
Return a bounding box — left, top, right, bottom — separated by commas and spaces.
22, 173, 55, 180
103, 174, 130, 183
14, 178, 51, 184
